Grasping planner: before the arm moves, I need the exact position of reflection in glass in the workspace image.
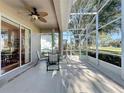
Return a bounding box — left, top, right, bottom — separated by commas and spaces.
21, 27, 31, 65
1, 17, 20, 74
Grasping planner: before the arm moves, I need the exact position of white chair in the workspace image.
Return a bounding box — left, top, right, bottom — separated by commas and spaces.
36, 51, 47, 63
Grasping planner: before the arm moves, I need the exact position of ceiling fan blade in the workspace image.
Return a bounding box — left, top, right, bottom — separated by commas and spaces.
38, 12, 48, 17
21, 0, 33, 13
38, 17, 47, 23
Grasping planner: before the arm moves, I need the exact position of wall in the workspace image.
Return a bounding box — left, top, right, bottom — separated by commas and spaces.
0, 1, 41, 86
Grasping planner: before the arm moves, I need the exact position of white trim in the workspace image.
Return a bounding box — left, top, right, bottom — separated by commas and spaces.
68, 28, 85, 31
63, 33, 86, 36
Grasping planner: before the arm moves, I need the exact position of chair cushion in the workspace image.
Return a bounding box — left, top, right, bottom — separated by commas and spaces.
48, 54, 58, 64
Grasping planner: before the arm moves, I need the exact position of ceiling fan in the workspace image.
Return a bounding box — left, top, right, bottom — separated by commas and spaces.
21, 0, 48, 23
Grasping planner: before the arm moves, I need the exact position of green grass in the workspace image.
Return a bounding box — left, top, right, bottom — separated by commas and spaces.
88, 47, 121, 55
99, 47, 121, 55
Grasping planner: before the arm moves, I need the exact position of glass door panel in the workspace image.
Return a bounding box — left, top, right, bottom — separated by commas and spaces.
1, 16, 20, 74
21, 26, 31, 65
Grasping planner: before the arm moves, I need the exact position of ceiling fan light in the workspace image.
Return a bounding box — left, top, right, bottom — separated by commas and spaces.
32, 15, 38, 20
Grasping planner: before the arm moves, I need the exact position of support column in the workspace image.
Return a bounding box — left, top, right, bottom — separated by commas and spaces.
96, 14, 99, 65
59, 31, 63, 56
52, 29, 55, 51
121, 0, 124, 80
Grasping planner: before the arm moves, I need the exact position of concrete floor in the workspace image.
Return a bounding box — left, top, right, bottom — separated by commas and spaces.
0, 58, 124, 93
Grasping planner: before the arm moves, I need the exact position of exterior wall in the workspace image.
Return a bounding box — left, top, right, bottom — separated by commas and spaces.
31, 32, 41, 63
0, 1, 41, 86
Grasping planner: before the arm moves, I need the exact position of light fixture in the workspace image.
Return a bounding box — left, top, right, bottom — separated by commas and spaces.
32, 15, 38, 20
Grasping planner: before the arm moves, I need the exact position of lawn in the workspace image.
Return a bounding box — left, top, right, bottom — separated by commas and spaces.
99, 47, 121, 55
89, 47, 121, 55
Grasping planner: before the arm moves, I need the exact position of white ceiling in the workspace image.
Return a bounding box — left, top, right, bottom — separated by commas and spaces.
2, 0, 58, 29
2, 0, 73, 31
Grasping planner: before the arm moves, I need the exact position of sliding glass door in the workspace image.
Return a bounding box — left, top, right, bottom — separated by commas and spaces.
1, 16, 20, 74
0, 16, 31, 74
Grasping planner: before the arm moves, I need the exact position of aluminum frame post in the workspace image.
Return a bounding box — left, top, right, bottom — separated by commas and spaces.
96, 14, 99, 65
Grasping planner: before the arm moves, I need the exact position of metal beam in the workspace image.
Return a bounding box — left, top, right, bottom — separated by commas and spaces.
68, 28, 85, 31
96, 14, 99, 65
70, 12, 97, 16
99, 17, 121, 30
90, 16, 121, 33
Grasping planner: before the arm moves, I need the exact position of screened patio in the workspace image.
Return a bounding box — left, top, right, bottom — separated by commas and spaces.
0, 0, 124, 93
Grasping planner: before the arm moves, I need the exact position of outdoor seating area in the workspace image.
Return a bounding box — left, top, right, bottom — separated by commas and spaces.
0, 0, 124, 93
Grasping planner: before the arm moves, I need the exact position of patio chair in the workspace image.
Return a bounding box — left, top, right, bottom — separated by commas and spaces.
36, 51, 47, 63
47, 52, 60, 71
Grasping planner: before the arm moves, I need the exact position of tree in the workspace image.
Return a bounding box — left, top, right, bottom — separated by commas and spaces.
67, 0, 121, 52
